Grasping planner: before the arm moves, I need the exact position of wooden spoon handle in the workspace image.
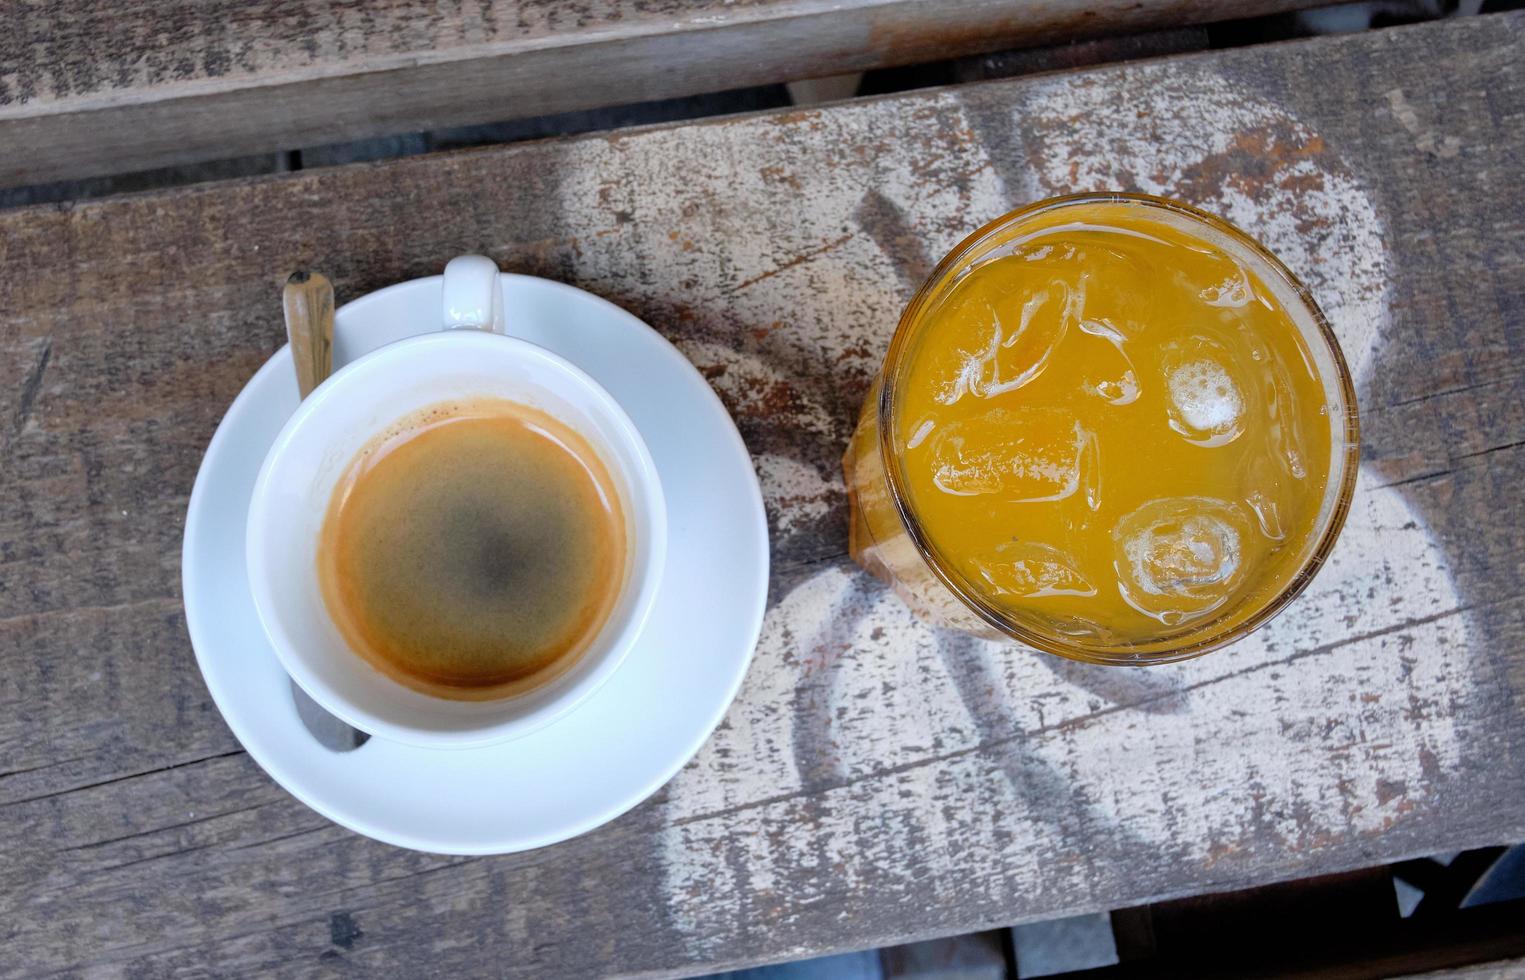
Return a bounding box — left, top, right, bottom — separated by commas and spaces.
282, 271, 335, 401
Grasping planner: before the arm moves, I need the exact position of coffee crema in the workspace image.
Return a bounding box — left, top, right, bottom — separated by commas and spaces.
317, 398, 627, 701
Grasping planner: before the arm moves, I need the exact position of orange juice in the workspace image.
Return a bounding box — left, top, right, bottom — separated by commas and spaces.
846, 196, 1358, 660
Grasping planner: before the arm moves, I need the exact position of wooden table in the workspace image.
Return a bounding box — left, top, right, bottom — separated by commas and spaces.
2, 12, 1522, 977
0, 0, 1320, 186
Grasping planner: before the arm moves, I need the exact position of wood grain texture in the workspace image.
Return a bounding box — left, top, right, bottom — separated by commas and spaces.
0, 0, 1324, 186
1, 13, 1523, 977
1404, 960, 1525, 980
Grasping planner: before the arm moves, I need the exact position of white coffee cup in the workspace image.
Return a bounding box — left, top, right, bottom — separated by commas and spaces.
247, 255, 667, 749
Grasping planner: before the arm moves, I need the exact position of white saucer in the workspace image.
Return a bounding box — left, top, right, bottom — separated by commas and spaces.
182, 275, 768, 854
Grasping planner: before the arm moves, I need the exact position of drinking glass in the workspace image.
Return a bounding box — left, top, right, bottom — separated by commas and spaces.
843, 193, 1360, 665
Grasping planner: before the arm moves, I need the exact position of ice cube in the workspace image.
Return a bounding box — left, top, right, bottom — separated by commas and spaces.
1059, 239, 1160, 331
925, 407, 1086, 501
1088, 373, 1140, 406
1079, 317, 1142, 406
1161, 336, 1246, 447
1080, 428, 1102, 512
1078, 316, 1129, 345
1239, 444, 1290, 542
1244, 489, 1285, 541
1198, 260, 1256, 308
1168, 359, 1243, 432
1113, 496, 1248, 625
1263, 355, 1311, 482
935, 275, 1084, 405
974, 541, 1096, 599
906, 418, 936, 450
936, 305, 1002, 406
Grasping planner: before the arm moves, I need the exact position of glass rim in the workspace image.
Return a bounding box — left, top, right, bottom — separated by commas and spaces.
876, 191, 1362, 665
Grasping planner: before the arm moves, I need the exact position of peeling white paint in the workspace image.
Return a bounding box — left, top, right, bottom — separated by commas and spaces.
662, 476, 1469, 945
540, 71, 1474, 951
752, 453, 837, 537
1012, 66, 1391, 385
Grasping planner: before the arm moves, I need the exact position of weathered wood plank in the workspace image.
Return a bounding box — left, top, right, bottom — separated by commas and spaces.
1404, 960, 1525, 980
0, 0, 1324, 186
1, 13, 1523, 977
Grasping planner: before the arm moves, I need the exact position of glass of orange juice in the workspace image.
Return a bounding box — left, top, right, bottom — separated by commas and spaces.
844, 193, 1359, 664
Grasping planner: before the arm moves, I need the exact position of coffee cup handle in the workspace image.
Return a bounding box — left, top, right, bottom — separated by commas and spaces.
441, 255, 506, 333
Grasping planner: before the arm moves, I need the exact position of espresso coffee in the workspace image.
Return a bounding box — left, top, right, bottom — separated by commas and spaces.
317, 398, 627, 700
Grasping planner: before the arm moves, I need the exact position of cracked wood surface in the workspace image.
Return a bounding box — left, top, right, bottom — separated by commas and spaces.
2, 13, 1524, 978
0, 0, 1324, 186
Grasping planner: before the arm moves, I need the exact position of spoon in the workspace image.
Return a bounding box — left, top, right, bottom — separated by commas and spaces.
281, 270, 370, 751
